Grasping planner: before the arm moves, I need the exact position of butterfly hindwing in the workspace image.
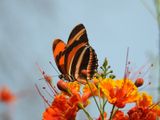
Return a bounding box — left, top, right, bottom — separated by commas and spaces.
70, 46, 98, 81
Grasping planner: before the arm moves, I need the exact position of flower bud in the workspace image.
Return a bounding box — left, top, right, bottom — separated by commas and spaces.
57, 80, 67, 91
57, 80, 70, 94
134, 78, 144, 87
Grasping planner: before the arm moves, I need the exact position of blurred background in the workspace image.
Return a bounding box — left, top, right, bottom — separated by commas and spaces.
0, 0, 159, 120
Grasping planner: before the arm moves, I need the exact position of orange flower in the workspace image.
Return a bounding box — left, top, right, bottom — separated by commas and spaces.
128, 92, 160, 120
0, 86, 16, 104
43, 94, 80, 120
137, 92, 152, 108
42, 79, 92, 120
66, 81, 80, 94
152, 105, 160, 116
113, 110, 128, 120
57, 80, 81, 96
100, 78, 139, 108
42, 79, 91, 120
128, 107, 156, 120
93, 77, 103, 85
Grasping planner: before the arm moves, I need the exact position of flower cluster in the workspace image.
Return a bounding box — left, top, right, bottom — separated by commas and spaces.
38, 58, 160, 120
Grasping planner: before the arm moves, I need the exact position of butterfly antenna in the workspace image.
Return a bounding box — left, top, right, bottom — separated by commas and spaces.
49, 61, 60, 74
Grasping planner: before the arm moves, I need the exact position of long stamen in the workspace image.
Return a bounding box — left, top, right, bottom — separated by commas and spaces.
124, 47, 130, 81
46, 81, 58, 96
42, 87, 54, 99
138, 82, 151, 91
36, 63, 58, 95
35, 84, 50, 106
140, 63, 154, 78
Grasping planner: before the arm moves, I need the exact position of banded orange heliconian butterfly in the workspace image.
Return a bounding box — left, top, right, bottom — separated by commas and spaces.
52, 24, 98, 83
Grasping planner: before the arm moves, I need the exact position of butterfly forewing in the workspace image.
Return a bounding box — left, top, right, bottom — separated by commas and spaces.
67, 24, 88, 47
65, 24, 89, 74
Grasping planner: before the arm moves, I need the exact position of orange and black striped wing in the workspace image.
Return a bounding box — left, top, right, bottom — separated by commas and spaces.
64, 24, 98, 81
70, 45, 98, 81
52, 39, 66, 75
65, 24, 89, 73
67, 24, 89, 47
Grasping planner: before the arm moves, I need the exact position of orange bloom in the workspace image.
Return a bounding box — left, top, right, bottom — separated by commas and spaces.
152, 105, 160, 116
93, 77, 103, 85
128, 107, 156, 120
66, 81, 80, 94
100, 78, 139, 108
43, 94, 80, 120
0, 86, 16, 104
43, 88, 89, 120
113, 110, 128, 120
42, 79, 92, 120
128, 92, 160, 120
137, 92, 152, 108
57, 80, 80, 95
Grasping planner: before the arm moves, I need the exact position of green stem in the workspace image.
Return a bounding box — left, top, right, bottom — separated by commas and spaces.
86, 80, 104, 120
81, 107, 93, 120
102, 99, 107, 112
158, 23, 160, 100
109, 105, 115, 120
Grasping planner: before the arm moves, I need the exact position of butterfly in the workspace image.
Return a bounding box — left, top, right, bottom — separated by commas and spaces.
52, 24, 98, 83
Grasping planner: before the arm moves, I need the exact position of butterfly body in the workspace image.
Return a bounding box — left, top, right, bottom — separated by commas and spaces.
53, 24, 98, 83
